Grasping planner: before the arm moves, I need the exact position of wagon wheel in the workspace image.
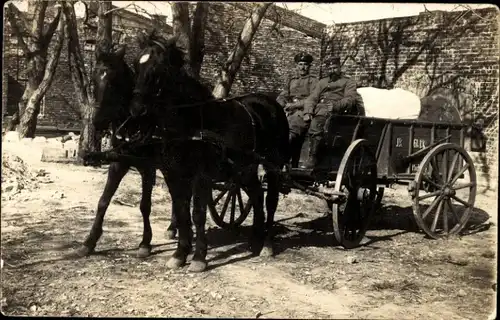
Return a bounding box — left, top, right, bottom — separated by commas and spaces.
208, 181, 252, 229
411, 143, 477, 239
332, 139, 378, 249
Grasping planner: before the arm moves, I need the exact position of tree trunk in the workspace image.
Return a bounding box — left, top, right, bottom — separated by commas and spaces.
79, 104, 99, 161
18, 8, 65, 137
77, 1, 113, 161
62, 1, 113, 162
171, 3, 193, 76
62, 2, 91, 106
212, 3, 272, 98
5, 2, 63, 137
190, 3, 210, 78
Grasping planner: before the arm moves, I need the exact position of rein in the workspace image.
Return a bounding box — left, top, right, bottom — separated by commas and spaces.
147, 93, 255, 111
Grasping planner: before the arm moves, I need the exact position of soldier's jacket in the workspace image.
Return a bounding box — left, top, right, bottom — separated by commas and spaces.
304, 74, 357, 117
276, 74, 318, 111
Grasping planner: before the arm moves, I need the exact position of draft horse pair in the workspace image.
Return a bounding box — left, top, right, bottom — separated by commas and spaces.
78, 31, 290, 272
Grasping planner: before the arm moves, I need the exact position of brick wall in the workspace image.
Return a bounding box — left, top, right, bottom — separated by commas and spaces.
323, 8, 499, 179
4, 4, 497, 181
3, 3, 322, 129
198, 3, 323, 95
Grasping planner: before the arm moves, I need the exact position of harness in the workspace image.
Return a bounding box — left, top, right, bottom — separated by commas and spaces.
113, 94, 259, 156
232, 99, 257, 152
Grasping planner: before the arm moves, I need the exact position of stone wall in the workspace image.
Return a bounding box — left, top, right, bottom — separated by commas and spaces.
322, 8, 499, 180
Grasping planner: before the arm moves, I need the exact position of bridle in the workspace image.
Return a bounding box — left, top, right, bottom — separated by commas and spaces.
131, 39, 172, 114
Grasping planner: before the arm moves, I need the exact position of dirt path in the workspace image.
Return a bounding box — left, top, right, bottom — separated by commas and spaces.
1, 148, 497, 318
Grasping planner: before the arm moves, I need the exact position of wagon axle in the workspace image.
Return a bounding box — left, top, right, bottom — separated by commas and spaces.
442, 187, 456, 197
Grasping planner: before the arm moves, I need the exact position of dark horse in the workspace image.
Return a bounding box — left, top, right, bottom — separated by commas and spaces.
128, 30, 290, 272
76, 40, 177, 259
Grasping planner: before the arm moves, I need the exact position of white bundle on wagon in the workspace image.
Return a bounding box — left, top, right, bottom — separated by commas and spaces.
357, 87, 421, 120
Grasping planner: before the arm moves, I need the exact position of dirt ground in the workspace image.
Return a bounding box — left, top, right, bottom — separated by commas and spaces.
1, 143, 497, 319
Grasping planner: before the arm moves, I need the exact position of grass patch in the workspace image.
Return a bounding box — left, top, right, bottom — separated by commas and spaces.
370, 279, 420, 292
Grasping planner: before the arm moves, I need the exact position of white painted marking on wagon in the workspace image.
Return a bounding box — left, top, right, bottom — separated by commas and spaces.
396, 137, 403, 148
139, 53, 150, 64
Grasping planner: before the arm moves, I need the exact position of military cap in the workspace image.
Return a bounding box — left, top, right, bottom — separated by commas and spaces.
294, 52, 314, 64
325, 56, 341, 65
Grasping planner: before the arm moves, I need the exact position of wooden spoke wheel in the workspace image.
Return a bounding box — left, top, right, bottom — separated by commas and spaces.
208, 181, 252, 229
411, 143, 477, 239
332, 139, 378, 249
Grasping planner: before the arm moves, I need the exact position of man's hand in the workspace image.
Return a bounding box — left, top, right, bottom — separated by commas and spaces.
285, 100, 304, 112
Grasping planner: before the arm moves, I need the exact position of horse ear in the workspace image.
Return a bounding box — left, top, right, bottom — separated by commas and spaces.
137, 32, 148, 49
149, 28, 159, 39
97, 39, 112, 56
114, 44, 127, 59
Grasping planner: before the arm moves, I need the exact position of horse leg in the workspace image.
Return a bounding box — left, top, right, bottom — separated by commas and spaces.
165, 174, 193, 269
160, 168, 177, 240
135, 166, 155, 258
261, 171, 280, 257
75, 162, 130, 257
188, 175, 211, 272
244, 169, 266, 255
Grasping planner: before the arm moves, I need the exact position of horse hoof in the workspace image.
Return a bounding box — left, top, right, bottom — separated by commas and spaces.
74, 245, 93, 258
259, 245, 274, 258
188, 260, 208, 273
166, 257, 185, 269
249, 240, 263, 256
166, 230, 177, 240
137, 246, 151, 258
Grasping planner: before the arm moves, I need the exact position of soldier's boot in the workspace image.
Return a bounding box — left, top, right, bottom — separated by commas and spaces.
300, 138, 320, 170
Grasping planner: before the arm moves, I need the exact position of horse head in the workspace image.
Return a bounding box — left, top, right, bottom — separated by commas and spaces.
130, 29, 183, 118
92, 39, 135, 132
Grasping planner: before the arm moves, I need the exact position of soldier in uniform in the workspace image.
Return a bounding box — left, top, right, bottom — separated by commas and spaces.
301, 56, 358, 169
276, 52, 318, 167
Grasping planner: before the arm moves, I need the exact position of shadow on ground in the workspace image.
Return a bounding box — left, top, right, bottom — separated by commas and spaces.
371, 204, 492, 236
205, 201, 493, 263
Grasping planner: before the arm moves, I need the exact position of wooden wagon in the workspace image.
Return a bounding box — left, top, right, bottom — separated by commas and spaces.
208, 114, 479, 249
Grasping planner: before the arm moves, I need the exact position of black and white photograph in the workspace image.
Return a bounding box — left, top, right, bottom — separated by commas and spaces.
1, 1, 498, 318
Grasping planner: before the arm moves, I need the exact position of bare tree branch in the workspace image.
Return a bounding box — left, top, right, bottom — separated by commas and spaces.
97, 1, 113, 47
42, 7, 63, 49
25, 7, 65, 113
31, 1, 48, 42
130, 3, 157, 20
104, 3, 133, 16
16, 3, 65, 138
171, 2, 191, 54
212, 2, 272, 98
5, 3, 30, 54
456, 4, 496, 22
80, 1, 98, 30
61, 1, 91, 107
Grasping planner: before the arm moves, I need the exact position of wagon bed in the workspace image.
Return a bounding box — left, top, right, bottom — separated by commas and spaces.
209, 114, 478, 249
